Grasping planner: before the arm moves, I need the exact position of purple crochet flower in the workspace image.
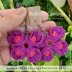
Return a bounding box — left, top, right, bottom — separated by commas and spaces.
53, 40, 68, 56
41, 46, 54, 62
29, 30, 45, 48
45, 34, 55, 48
49, 26, 65, 40
8, 30, 24, 45
7, 26, 68, 62
11, 47, 25, 60
26, 47, 41, 63
11, 41, 24, 49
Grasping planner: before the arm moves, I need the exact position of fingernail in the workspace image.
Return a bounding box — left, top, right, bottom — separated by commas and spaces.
15, 7, 26, 15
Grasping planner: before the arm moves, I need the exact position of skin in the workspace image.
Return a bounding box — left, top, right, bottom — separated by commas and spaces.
0, 7, 56, 65
68, 0, 72, 12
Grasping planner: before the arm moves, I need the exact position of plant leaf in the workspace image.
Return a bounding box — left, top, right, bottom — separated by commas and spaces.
36, 61, 44, 66
68, 42, 72, 50
8, 61, 19, 66
22, 0, 35, 7
68, 26, 72, 32
66, 51, 72, 66
23, 58, 30, 65
51, 0, 66, 8
44, 56, 59, 66
1, 0, 10, 9
70, 31, 72, 38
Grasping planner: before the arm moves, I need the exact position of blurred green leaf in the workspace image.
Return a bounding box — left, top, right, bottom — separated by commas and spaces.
36, 61, 44, 66
8, 61, 19, 66
66, 60, 72, 66
51, 0, 66, 8
68, 26, 72, 32
22, 0, 35, 7
65, 50, 70, 58
70, 31, 72, 38
66, 50, 72, 66
44, 56, 59, 66
1, 0, 10, 9
23, 58, 30, 65
68, 42, 72, 50
66, 33, 72, 44
19, 61, 23, 65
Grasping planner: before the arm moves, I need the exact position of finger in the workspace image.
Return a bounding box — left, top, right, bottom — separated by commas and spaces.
0, 33, 9, 48
28, 21, 56, 31
0, 7, 27, 33
1, 10, 48, 22
0, 9, 48, 22
0, 47, 11, 65
41, 11, 48, 22
41, 21, 56, 31
0, 9, 16, 16
0, 56, 4, 65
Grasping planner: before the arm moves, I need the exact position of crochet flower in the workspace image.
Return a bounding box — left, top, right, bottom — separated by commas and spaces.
7, 26, 68, 62
45, 34, 55, 48
8, 30, 24, 45
53, 40, 68, 56
26, 47, 41, 63
11, 42, 24, 49
41, 46, 54, 62
29, 30, 45, 48
49, 26, 65, 41
11, 47, 25, 60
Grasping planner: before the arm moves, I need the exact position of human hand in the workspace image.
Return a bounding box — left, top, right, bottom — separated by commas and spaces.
68, 0, 72, 12
0, 7, 56, 65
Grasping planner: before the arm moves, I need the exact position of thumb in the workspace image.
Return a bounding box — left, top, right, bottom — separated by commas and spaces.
0, 7, 27, 33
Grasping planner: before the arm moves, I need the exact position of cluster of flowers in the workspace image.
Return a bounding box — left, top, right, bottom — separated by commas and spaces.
8, 26, 68, 63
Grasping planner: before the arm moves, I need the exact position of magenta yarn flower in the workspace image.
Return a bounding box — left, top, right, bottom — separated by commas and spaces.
11, 41, 24, 49
29, 30, 45, 48
41, 46, 54, 62
7, 26, 68, 62
11, 47, 25, 60
49, 26, 65, 41
26, 47, 41, 63
45, 34, 55, 48
53, 40, 68, 56
8, 30, 24, 45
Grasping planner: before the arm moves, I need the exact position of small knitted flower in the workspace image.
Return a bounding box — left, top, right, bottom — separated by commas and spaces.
26, 47, 41, 63
53, 40, 68, 56
11, 47, 25, 60
11, 42, 24, 49
45, 34, 55, 48
41, 46, 54, 62
49, 26, 65, 41
8, 30, 24, 45
7, 26, 68, 62
29, 30, 45, 48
